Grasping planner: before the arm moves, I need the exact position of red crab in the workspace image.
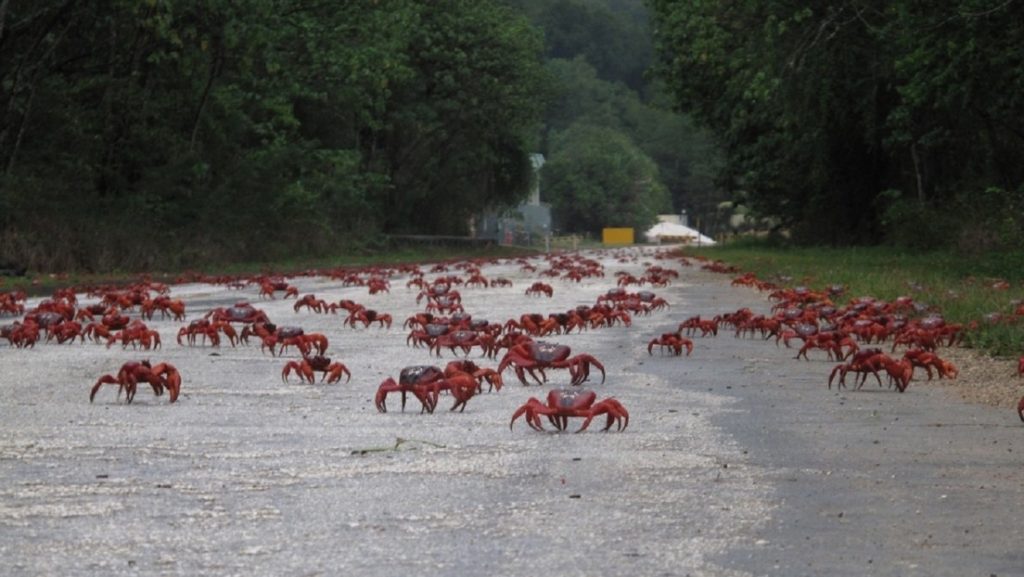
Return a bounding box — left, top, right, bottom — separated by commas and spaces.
678, 316, 718, 337
141, 296, 186, 321
90, 361, 181, 404
647, 332, 693, 356
177, 319, 237, 347
259, 279, 299, 299
525, 282, 553, 297
465, 273, 489, 288
828, 349, 911, 392
206, 301, 270, 325
278, 332, 328, 356
107, 320, 162, 350
444, 360, 503, 392
902, 349, 958, 380
497, 339, 605, 386
510, 388, 628, 432
75, 303, 109, 322
367, 278, 390, 294
346, 309, 393, 329
407, 322, 451, 349
281, 355, 351, 384
293, 294, 328, 313
424, 293, 464, 315
429, 329, 495, 358
374, 365, 477, 413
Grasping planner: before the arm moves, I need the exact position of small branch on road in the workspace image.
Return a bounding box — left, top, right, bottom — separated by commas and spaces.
350, 436, 447, 455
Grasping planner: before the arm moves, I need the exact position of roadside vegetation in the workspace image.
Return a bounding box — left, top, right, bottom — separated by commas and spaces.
0, 1, 549, 272
1, 0, 719, 273
0, 244, 538, 298
649, 2, 1024, 249
685, 239, 1024, 358
6, 0, 1021, 294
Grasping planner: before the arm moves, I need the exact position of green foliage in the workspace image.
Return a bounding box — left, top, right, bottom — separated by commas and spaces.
543, 58, 721, 229
507, 0, 728, 236
953, 186, 1024, 254
543, 123, 670, 235
0, 0, 548, 271
507, 0, 653, 91
878, 185, 1024, 253
876, 191, 957, 251
374, 0, 548, 234
648, 0, 1024, 248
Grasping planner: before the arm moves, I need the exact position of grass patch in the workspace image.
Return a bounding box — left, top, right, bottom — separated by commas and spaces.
683, 241, 1024, 357
0, 244, 540, 298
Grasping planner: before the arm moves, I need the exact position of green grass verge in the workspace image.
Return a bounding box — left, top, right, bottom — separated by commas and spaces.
683, 240, 1024, 357
0, 244, 540, 298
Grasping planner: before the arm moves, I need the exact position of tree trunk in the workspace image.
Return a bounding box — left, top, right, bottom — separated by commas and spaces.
910, 142, 925, 203
190, 42, 224, 152
4, 82, 33, 173
0, 0, 10, 41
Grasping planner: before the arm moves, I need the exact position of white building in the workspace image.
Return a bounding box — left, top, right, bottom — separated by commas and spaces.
645, 214, 716, 245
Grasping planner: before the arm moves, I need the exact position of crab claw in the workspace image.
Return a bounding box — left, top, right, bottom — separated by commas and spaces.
828, 363, 845, 389
153, 364, 181, 403
374, 380, 394, 413
568, 354, 605, 386
511, 398, 544, 431
445, 375, 477, 412
510, 406, 527, 430
1018, 396, 1024, 423
577, 398, 629, 433
90, 374, 119, 403
589, 356, 606, 384
603, 398, 630, 431
323, 364, 351, 384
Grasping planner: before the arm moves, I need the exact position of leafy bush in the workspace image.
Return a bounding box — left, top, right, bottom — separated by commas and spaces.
878, 190, 956, 250
954, 186, 1024, 255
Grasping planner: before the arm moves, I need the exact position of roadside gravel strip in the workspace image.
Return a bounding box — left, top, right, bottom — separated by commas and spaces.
1, 247, 1021, 577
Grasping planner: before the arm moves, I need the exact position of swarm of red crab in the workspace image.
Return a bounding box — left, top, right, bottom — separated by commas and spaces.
5, 242, 1020, 434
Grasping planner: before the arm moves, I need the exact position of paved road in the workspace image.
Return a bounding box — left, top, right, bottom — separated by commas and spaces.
0, 247, 1021, 576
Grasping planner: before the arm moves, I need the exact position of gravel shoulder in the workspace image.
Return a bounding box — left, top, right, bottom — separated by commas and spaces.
1, 247, 1022, 577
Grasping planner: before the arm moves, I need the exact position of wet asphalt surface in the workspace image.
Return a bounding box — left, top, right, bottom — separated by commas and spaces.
0, 246, 1021, 577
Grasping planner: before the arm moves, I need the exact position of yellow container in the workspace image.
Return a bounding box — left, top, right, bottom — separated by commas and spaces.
602, 228, 634, 245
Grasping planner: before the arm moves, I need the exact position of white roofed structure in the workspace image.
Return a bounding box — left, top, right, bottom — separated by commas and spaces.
644, 221, 716, 245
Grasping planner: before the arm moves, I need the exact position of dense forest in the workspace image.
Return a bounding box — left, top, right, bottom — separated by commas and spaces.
648, 0, 1024, 250
5, 1, 1017, 272
0, 0, 722, 271
0, 0, 548, 271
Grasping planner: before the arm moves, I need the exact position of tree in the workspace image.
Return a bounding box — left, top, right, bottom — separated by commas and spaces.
370, 0, 549, 234
543, 57, 723, 233
0, 0, 550, 270
543, 123, 670, 236
648, 0, 1024, 247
